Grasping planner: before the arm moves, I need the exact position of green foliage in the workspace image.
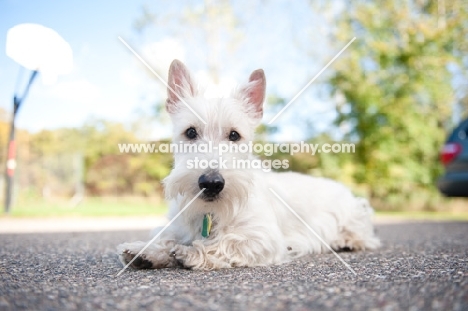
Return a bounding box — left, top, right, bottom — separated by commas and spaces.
79, 122, 173, 196
11, 196, 167, 217
12, 117, 173, 198
327, 0, 468, 210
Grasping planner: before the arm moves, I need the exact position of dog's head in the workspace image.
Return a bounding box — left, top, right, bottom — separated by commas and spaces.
163, 59, 266, 211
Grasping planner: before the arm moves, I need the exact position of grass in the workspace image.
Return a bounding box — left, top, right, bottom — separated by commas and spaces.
5, 197, 168, 218
3, 196, 468, 221
375, 210, 468, 221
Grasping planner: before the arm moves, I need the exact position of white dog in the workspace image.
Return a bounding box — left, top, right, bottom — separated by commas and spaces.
118, 60, 380, 270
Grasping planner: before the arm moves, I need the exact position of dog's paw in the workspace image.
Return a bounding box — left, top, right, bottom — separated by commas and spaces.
170, 244, 197, 269
169, 244, 231, 270
117, 241, 180, 269
120, 250, 154, 269
117, 241, 155, 269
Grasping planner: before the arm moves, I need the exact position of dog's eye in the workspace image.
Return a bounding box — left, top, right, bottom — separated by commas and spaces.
229, 131, 241, 142
185, 127, 198, 140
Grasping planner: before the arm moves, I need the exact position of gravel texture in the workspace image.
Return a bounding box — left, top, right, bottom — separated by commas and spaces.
0, 221, 467, 310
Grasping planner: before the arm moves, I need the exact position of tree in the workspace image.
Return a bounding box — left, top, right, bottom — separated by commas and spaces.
328, 0, 468, 209
134, 0, 242, 83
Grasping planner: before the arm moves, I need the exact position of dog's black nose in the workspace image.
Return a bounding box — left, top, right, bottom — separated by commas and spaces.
198, 173, 224, 198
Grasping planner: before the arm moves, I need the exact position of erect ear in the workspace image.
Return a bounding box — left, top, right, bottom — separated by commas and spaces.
243, 69, 266, 119
166, 59, 196, 113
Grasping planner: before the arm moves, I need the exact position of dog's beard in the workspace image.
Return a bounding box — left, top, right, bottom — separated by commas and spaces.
163, 160, 253, 219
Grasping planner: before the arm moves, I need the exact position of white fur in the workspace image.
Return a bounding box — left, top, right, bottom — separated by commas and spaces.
117, 60, 380, 270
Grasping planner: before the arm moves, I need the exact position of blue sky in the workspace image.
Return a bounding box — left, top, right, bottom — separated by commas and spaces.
0, 0, 337, 140
0, 1, 143, 130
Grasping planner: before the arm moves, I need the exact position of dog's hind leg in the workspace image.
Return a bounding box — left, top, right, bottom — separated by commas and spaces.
332, 198, 381, 251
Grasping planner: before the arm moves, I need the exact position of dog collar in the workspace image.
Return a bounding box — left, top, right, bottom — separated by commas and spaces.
202, 213, 212, 238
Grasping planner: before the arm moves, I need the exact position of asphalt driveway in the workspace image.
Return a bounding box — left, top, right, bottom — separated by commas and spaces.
0, 221, 467, 310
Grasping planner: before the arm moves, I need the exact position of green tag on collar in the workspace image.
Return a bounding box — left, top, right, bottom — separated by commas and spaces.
202, 214, 212, 238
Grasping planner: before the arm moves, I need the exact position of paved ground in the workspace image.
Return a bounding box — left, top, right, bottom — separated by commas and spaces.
0, 222, 467, 311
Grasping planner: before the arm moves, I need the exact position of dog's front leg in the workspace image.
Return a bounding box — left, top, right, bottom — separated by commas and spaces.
118, 239, 180, 269
170, 242, 231, 270
171, 237, 277, 270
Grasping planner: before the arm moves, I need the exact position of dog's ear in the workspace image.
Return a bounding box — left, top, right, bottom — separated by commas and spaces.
166, 59, 196, 113
243, 69, 266, 119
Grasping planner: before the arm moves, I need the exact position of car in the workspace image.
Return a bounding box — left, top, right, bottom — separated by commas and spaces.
437, 118, 468, 197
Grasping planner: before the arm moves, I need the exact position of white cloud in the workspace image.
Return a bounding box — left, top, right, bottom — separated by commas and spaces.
195, 70, 237, 98
141, 38, 186, 79
119, 65, 146, 90
45, 79, 101, 103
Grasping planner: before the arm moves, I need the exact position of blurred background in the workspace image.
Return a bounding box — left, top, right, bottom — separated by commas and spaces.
0, 0, 467, 220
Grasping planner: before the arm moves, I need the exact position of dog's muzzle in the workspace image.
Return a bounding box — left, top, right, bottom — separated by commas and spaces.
198, 172, 224, 200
